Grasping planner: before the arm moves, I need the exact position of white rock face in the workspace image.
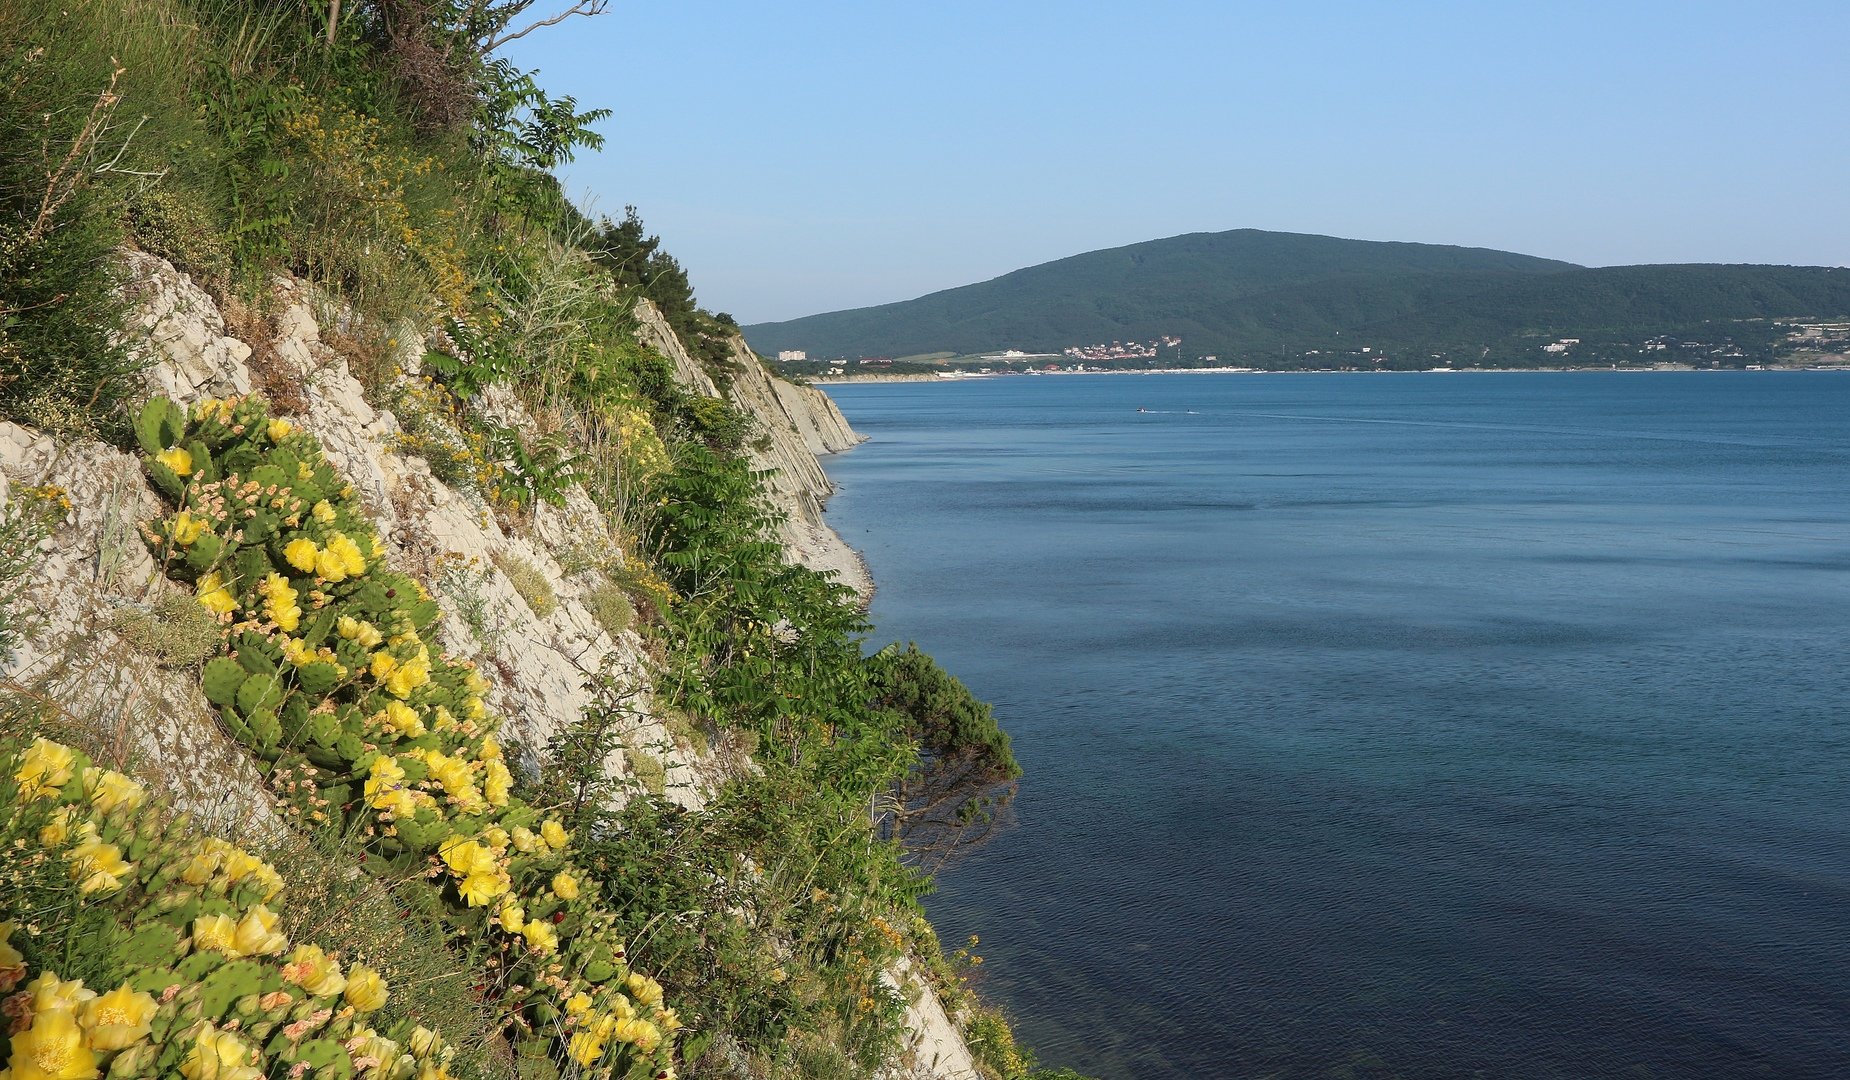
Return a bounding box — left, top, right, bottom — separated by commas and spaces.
3, 253, 977, 1080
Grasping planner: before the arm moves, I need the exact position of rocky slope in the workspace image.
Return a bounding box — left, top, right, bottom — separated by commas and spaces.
0, 252, 978, 1079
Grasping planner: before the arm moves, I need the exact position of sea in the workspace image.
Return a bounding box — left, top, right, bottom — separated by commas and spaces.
817, 372, 1850, 1080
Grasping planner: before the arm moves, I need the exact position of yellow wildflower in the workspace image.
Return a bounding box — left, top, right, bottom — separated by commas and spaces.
325, 532, 366, 577
311, 500, 336, 524
196, 572, 237, 616
551, 872, 579, 902
16, 737, 75, 798
344, 965, 389, 1012
179, 1023, 261, 1080
521, 920, 557, 955
497, 900, 525, 934
482, 758, 511, 808
283, 539, 320, 573
82, 769, 145, 815
338, 615, 384, 648
458, 871, 507, 907
567, 1028, 606, 1068
232, 905, 287, 957
38, 806, 73, 847
26, 973, 96, 1014
67, 837, 132, 895
625, 972, 664, 1008
79, 983, 158, 1051
314, 546, 349, 582
611, 1016, 662, 1054
540, 819, 569, 850
266, 418, 294, 442
8, 1004, 97, 1080
156, 446, 194, 476
170, 510, 208, 546
192, 914, 239, 956
438, 837, 493, 878
0, 922, 25, 991
564, 992, 593, 1015
280, 944, 346, 997
377, 701, 426, 738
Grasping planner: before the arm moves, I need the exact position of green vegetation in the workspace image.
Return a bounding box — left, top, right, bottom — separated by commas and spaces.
0, 2, 1079, 1077
743, 228, 1850, 368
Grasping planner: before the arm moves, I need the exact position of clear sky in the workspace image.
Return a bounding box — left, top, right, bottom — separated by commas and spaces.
504, 1, 1850, 325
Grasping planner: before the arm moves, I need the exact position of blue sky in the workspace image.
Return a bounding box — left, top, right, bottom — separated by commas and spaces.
505, 1, 1850, 324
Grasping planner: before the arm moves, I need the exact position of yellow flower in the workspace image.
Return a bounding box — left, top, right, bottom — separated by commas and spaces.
497, 900, 525, 934
195, 572, 237, 616
611, 1016, 662, 1054
457, 871, 507, 907
314, 547, 349, 582
438, 837, 493, 878
280, 944, 346, 997
82, 769, 145, 815
625, 972, 664, 1009
567, 1028, 606, 1067
482, 758, 511, 808
0, 922, 25, 991
267, 418, 294, 442
657, 1007, 681, 1032
8, 1004, 98, 1080
408, 1026, 442, 1060
564, 992, 593, 1015
232, 905, 287, 957
370, 651, 399, 682
38, 806, 73, 847
284, 539, 320, 573
482, 826, 509, 850
326, 532, 367, 577
220, 848, 281, 899
66, 837, 132, 895
479, 735, 502, 761
192, 914, 239, 955
509, 827, 539, 854
520, 920, 557, 955
26, 973, 96, 1015
344, 965, 389, 1012
170, 510, 208, 546
79, 983, 157, 1051
377, 701, 426, 738
156, 445, 194, 477
337, 615, 384, 648
16, 737, 75, 799
540, 819, 568, 850
551, 872, 579, 902
179, 1023, 260, 1080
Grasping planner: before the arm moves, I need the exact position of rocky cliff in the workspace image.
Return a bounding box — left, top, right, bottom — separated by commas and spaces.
0, 253, 979, 1079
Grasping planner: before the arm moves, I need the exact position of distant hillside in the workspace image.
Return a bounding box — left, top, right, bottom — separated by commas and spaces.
742, 230, 1850, 364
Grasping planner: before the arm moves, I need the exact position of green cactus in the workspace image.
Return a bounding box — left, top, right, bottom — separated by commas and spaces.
333, 731, 366, 764
183, 532, 226, 572
235, 631, 282, 674
176, 949, 227, 981
300, 609, 336, 648
244, 508, 279, 545
184, 438, 217, 483
234, 547, 274, 593
394, 814, 450, 854
236, 672, 286, 717
145, 458, 189, 501
199, 959, 270, 1019
333, 638, 369, 673
307, 710, 341, 749
248, 708, 282, 754
394, 755, 427, 784
202, 658, 248, 707
117, 922, 185, 971
278, 695, 312, 742
135, 397, 186, 455
296, 660, 341, 696
407, 598, 441, 632
275, 1039, 354, 1080
248, 463, 290, 491
221, 446, 264, 477
345, 580, 393, 618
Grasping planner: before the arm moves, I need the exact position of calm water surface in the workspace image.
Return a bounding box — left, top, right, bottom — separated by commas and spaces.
819, 373, 1850, 1080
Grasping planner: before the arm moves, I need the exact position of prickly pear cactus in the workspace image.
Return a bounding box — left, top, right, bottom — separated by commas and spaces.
202, 658, 248, 707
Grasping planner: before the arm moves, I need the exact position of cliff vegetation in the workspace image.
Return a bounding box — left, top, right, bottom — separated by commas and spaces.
0, 3, 1074, 1079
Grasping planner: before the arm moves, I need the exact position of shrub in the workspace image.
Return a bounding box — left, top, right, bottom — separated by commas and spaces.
493, 550, 556, 618
582, 580, 634, 639
103, 593, 222, 668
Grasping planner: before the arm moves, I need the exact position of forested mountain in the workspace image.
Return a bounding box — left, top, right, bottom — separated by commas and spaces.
743, 230, 1850, 363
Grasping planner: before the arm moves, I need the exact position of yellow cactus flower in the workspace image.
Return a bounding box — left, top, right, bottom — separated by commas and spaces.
509, 827, 539, 854
284, 538, 320, 573
657, 1007, 681, 1032
67, 837, 132, 895
564, 992, 593, 1016
540, 819, 569, 850
8, 1004, 98, 1080
192, 914, 239, 955
497, 900, 525, 934
438, 837, 493, 878
482, 758, 511, 808
156, 445, 193, 476
326, 532, 366, 577
344, 965, 389, 1012
369, 651, 399, 682
521, 920, 557, 955
482, 826, 510, 850
551, 872, 579, 902
266, 418, 294, 442
463, 671, 490, 696
16, 737, 75, 799
38, 805, 73, 848
195, 572, 237, 616
408, 1026, 441, 1060
625, 972, 665, 1009
220, 848, 280, 897
458, 871, 507, 907
314, 546, 349, 582
377, 701, 426, 738
478, 735, 503, 761
567, 1028, 606, 1067
169, 510, 208, 546
337, 615, 385, 648
82, 769, 145, 815
232, 905, 287, 957
311, 501, 335, 525
179, 1022, 261, 1080
280, 944, 346, 997
25, 973, 95, 1016
611, 1016, 662, 1054
79, 983, 158, 1051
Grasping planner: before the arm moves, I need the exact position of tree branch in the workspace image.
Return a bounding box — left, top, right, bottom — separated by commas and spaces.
482, 1, 609, 53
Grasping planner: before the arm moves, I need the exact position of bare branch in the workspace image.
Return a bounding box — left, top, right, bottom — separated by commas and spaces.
482, 1, 609, 53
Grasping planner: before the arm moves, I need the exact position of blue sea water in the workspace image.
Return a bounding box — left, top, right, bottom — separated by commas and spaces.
817, 372, 1850, 1080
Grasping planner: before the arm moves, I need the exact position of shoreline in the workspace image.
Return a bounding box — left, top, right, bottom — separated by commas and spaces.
812, 364, 1849, 384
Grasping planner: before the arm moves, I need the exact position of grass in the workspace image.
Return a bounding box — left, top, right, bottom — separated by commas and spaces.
582, 579, 635, 638
103, 593, 221, 668
493, 550, 557, 619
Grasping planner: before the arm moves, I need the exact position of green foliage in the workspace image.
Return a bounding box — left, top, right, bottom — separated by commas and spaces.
492, 550, 557, 618
0, 485, 68, 663
103, 594, 223, 668
582, 580, 635, 639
